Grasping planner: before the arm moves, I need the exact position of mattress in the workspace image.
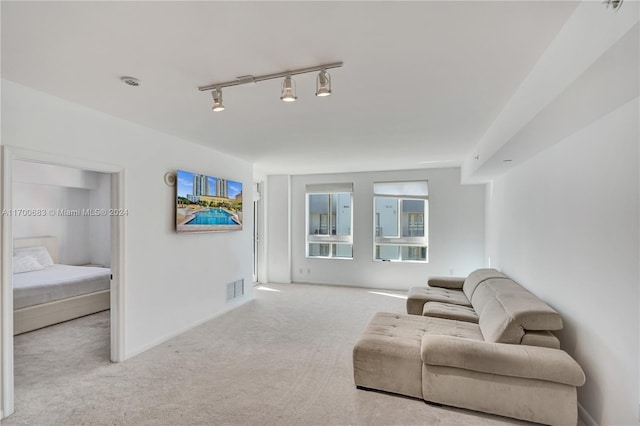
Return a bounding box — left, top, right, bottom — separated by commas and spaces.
13, 264, 111, 309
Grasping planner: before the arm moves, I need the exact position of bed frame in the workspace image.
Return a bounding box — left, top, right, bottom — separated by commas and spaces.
13, 236, 110, 335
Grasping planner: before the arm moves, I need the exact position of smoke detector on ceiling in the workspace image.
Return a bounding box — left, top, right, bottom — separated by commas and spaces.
604, 0, 623, 10
120, 76, 141, 87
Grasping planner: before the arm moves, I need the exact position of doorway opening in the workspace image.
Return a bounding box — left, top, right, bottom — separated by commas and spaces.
1, 146, 125, 419
252, 182, 261, 284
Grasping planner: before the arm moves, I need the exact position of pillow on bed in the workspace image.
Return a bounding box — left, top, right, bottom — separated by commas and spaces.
13, 246, 54, 268
13, 255, 45, 274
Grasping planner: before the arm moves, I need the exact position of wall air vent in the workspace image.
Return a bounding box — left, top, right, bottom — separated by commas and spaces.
226, 279, 245, 302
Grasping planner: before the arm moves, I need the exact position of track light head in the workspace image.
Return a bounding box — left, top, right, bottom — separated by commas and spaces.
315, 69, 331, 97
212, 88, 224, 112
280, 75, 297, 102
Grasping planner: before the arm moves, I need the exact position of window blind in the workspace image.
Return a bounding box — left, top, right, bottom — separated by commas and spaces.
373, 180, 428, 197
305, 183, 353, 193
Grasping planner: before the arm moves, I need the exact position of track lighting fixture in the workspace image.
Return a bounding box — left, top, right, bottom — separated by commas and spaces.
280, 75, 297, 102
315, 69, 331, 97
211, 88, 224, 112
198, 61, 343, 112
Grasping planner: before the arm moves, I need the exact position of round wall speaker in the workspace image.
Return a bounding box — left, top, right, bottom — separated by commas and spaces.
164, 172, 176, 186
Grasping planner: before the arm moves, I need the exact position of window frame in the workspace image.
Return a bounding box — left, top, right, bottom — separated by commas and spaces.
306, 191, 354, 259
373, 182, 429, 263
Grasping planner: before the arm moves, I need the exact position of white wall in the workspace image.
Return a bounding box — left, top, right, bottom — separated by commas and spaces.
265, 175, 291, 283
88, 172, 111, 267
275, 167, 486, 289
486, 98, 639, 425
13, 161, 100, 188
1, 80, 254, 358
12, 161, 111, 266
13, 183, 91, 265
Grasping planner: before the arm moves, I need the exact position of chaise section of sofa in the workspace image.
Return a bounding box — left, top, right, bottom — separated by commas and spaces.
354, 269, 586, 425
353, 313, 430, 399
353, 313, 484, 399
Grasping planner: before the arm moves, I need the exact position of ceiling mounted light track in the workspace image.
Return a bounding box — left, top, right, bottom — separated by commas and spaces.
198, 61, 343, 111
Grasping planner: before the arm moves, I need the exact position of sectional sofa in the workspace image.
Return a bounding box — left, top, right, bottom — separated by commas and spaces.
353, 269, 585, 425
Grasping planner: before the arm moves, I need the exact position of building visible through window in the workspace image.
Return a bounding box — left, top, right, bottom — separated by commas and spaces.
373, 181, 428, 262
306, 183, 353, 259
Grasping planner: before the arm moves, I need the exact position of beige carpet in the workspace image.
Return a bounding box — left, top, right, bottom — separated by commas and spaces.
7, 283, 535, 425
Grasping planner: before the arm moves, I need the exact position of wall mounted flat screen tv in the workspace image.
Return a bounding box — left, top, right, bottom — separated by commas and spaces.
176, 170, 243, 233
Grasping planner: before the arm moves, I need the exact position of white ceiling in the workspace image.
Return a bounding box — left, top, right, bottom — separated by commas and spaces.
1, 1, 578, 175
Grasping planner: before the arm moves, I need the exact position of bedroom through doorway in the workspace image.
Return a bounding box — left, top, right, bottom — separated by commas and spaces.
12, 161, 112, 414
1, 147, 125, 419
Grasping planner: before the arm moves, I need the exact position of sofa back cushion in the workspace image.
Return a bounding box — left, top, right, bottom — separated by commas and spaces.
521, 330, 561, 349
462, 268, 508, 300
470, 278, 523, 316
479, 291, 564, 344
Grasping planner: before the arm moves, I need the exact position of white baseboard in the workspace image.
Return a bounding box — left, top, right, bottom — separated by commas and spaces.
578, 402, 598, 426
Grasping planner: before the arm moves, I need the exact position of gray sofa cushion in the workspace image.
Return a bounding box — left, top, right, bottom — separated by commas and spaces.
478, 298, 525, 343
423, 302, 479, 323
353, 313, 427, 398
521, 330, 561, 349
421, 334, 585, 386
423, 316, 484, 341
499, 292, 563, 331
407, 269, 507, 315
461, 268, 508, 300
427, 276, 465, 289
479, 291, 563, 343
469, 278, 523, 316
406, 286, 471, 315
422, 364, 580, 426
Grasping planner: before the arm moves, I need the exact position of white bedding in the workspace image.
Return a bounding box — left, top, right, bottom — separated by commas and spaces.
13, 264, 111, 309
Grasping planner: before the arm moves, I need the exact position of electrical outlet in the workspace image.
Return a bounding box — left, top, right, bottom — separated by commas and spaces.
307, 268, 311, 274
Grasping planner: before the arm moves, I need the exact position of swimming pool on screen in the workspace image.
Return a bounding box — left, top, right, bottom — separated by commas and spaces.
186, 208, 239, 225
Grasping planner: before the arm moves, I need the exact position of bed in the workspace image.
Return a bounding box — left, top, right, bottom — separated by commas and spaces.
13, 237, 111, 335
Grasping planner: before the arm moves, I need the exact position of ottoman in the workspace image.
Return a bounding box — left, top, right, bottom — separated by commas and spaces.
352, 312, 427, 399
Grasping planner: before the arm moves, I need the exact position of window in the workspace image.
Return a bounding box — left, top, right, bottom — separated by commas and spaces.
306, 183, 353, 259
373, 181, 428, 262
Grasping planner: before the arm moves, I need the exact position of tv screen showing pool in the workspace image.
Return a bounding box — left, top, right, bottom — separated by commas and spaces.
176, 170, 243, 233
